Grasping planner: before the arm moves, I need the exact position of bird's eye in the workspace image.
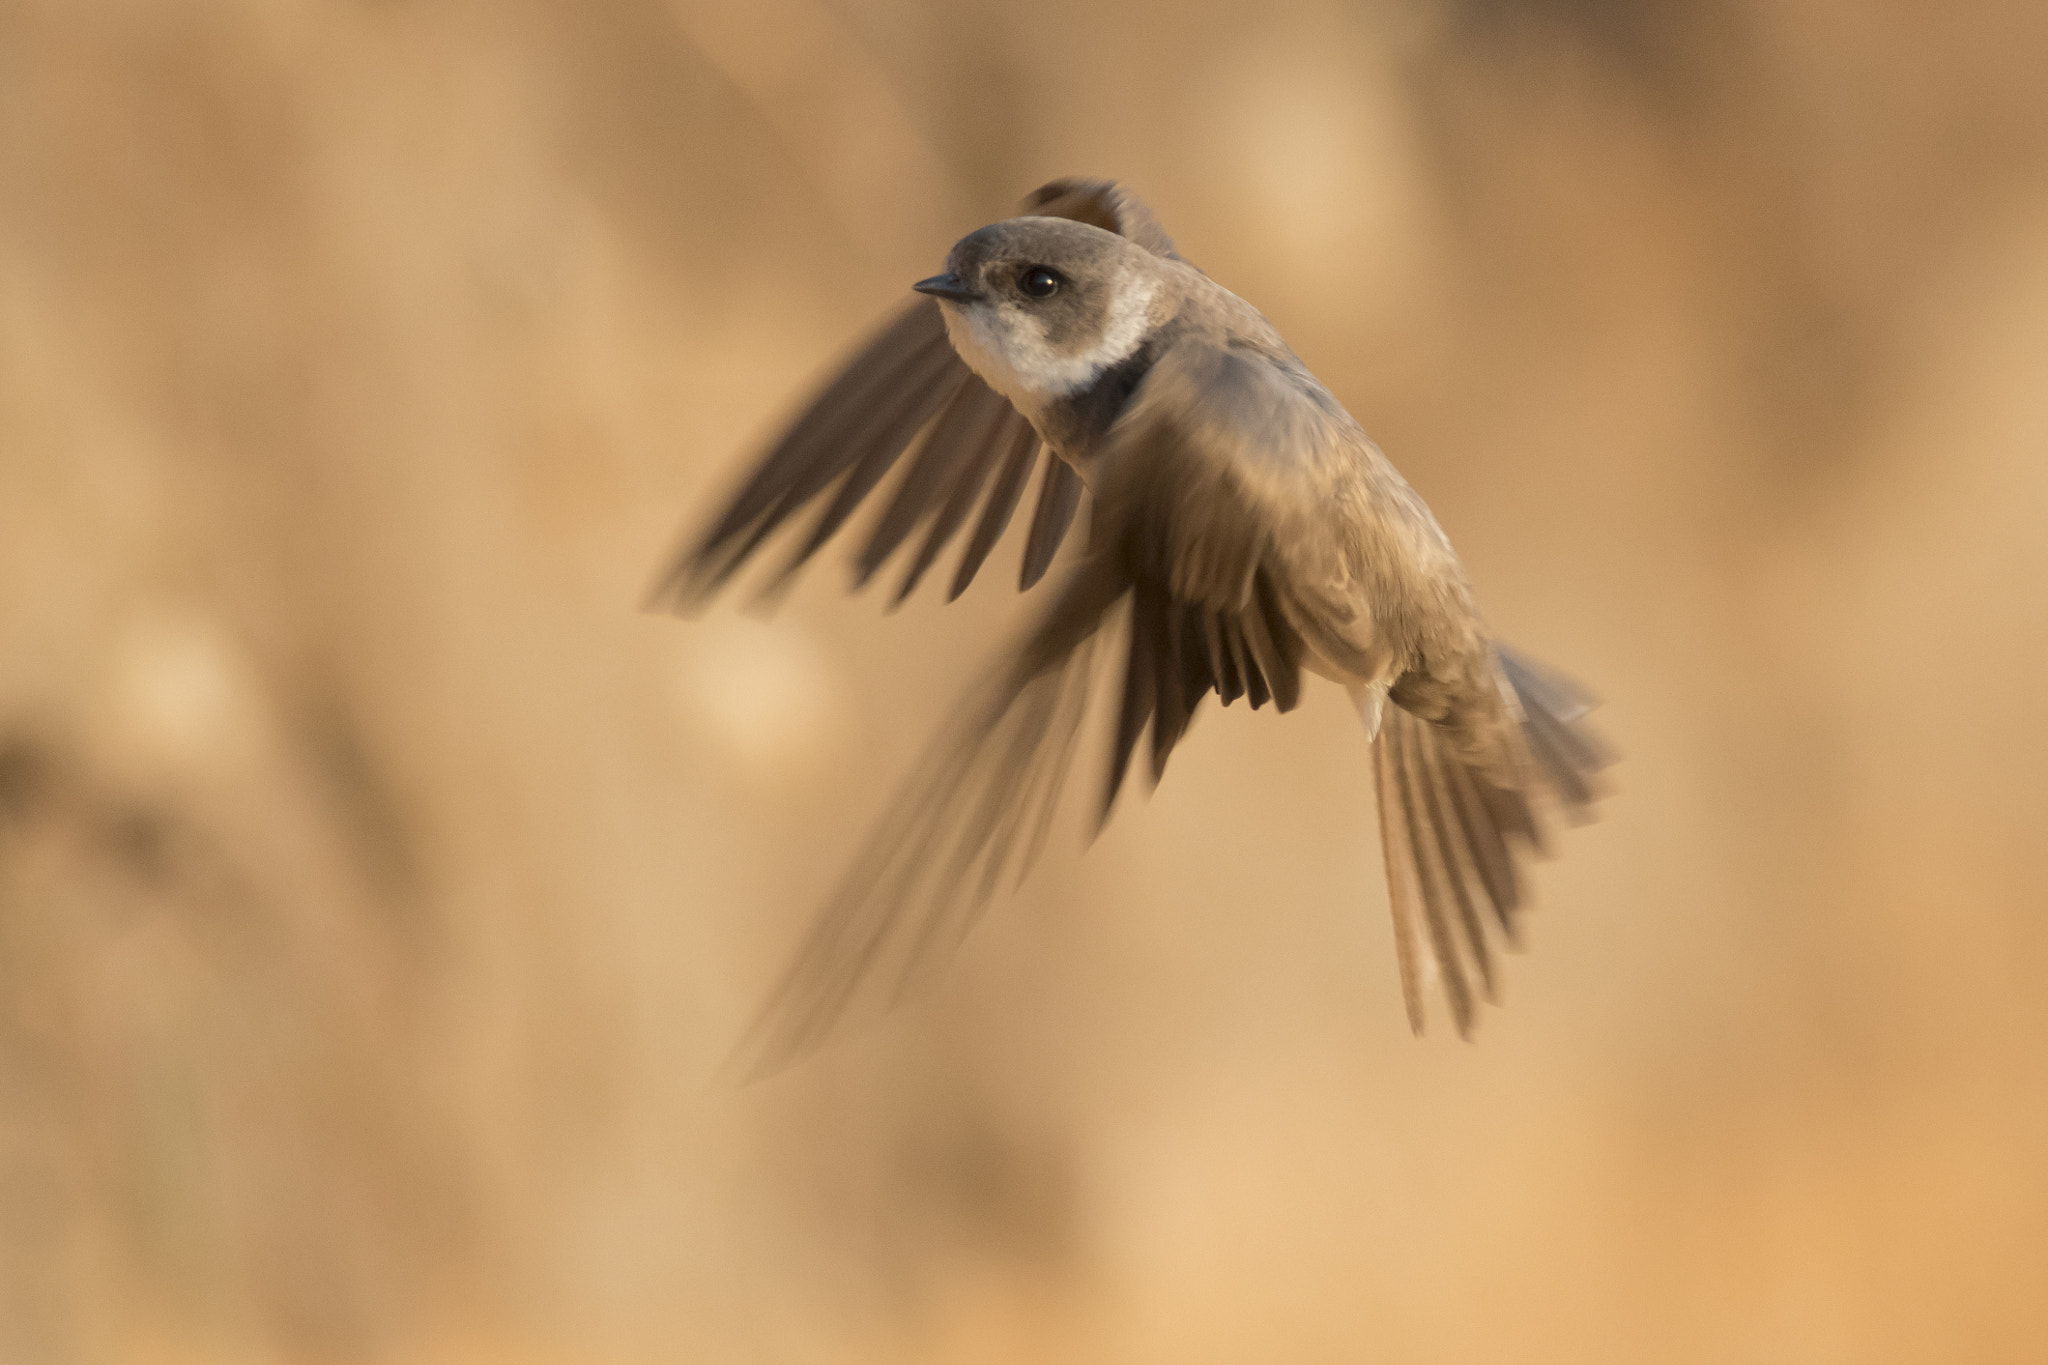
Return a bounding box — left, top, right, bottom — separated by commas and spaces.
1018, 267, 1061, 299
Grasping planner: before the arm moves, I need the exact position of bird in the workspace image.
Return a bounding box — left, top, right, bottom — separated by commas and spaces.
651, 178, 1608, 1076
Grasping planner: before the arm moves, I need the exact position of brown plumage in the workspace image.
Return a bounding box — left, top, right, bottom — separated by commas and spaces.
651, 179, 1611, 1076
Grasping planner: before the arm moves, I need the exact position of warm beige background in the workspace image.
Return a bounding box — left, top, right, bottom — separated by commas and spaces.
3, 1, 2046, 1361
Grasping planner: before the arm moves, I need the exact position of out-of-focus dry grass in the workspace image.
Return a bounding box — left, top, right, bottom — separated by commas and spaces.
2, 1, 2046, 1361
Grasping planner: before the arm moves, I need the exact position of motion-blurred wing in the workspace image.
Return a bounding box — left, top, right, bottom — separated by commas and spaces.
726, 556, 1124, 1079
729, 339, 1354, 1078
726, 550, 1321, 1079
650, 179, 1182, 613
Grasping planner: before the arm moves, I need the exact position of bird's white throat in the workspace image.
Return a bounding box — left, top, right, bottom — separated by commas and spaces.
940, 274, 1159, 421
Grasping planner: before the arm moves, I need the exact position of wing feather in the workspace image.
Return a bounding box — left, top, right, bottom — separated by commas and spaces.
854, 374, 1011, 587
727, 560, 1126, 1079
1020, 456, 1084, 591
660, 178, 1196, 616
1147, 590, 1199, 782
950, 426, 1043, 601
652, 302, 954, 608
895, 408, 1027, 602
1020, 177, 1183, 261
1102, 589, 1159, 827
1205, 610, 1245, 705
771, 365, 972, 587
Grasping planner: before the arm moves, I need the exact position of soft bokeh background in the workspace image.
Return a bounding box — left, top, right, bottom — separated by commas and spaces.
4, 1, 2047, 1361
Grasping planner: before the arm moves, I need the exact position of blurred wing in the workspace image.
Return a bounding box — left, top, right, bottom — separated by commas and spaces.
728, 339, 1360, 1077
646, 299, 1050, 610
726, 556, 1125, 1079
651, 179, 1180, 613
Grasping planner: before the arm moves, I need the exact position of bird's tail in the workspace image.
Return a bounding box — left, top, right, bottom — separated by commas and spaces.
1497, 644, 1609, 826
1373, 646, 1610, 1037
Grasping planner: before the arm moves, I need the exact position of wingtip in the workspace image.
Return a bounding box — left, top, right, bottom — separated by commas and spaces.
707, 1049, 768, 1093
1089, 791, 1118, 845
712, 1017, 789, 1090
643, 567, 714, 620
742, 573, 798, 620
848, 550, 886, 597
891, 558, 928, 607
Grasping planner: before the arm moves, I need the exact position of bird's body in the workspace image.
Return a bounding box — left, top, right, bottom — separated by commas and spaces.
654, 179, 1606, 1074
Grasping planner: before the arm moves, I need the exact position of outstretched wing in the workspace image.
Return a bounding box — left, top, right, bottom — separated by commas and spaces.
650, 179, 1182, 612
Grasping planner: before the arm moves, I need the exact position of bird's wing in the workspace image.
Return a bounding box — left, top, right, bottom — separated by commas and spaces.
725, 334, 1609, 1074
650, 179, 1180, 613
1112, 335, 1615, 1042
1096, 335, 1378, 654
727, 338, 1355, 1077
1019, 177, 1184, 262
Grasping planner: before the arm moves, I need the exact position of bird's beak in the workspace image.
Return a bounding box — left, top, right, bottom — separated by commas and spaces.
913, 273, 981, 303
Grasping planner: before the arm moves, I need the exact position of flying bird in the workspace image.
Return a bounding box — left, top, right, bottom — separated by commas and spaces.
652, 178, 1608, 1075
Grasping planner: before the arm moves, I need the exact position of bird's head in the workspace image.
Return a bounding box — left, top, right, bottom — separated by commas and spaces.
915, 217, 1174, 417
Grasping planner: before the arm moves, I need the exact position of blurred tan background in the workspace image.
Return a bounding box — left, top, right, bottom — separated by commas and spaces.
3, 0, 2047, 1361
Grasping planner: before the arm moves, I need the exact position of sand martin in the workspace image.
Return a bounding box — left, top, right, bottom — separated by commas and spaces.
653, 178, 1608, 1074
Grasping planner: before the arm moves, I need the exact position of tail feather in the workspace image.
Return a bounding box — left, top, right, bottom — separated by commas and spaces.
1373, 645, 1610, 1035
1498, 644, 1610, 822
